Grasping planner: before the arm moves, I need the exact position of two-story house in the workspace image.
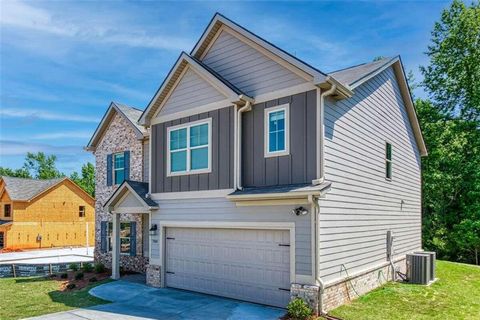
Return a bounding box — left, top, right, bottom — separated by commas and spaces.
87, 13, 427, 313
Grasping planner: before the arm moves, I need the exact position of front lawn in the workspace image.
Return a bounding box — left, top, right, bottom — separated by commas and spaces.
328, 260, 480, 320
0, 276, 111, 320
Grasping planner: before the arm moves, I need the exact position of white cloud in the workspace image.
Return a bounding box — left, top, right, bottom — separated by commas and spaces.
0, 108, 99, 123
31, 131, 93, 140
0, 140, 82, 156
1, 0, 193, 51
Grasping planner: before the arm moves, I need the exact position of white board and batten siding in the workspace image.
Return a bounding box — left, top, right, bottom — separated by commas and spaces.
319, 66, 422, 283
149, 197, 312, 277
157, 67, 226, 118
202, 30, 307, 97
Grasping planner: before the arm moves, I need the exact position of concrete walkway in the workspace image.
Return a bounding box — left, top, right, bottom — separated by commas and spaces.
26, 280, 285, 320
0, 247, 94, 264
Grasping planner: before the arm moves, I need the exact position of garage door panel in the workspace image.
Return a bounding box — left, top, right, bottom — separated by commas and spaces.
165, 227, 291, 307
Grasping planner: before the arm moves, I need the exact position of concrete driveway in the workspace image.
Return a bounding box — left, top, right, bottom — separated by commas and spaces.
27, 280, 285, 320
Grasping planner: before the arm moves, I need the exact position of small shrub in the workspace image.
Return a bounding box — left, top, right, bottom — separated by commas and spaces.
60, 273, 68, 279
74, 272, 84, 280
94, 262, 106, 274
89, 277, 98, 283
66, 283, 76, 290
287, 298, 313, 320
82, 262, 93, 272
69, 263, 79, 271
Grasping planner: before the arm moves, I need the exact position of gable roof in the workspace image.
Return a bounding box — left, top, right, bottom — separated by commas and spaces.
191, 13, 329, 83
330, 57, 397, 88
0, 176, 94, 203
85, 102, 147, 151
332, 56, 427, 156
103, 180, 158, 210
139, 52, 253, 126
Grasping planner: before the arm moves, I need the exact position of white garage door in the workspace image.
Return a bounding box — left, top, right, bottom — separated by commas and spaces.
165, 227, 291, 308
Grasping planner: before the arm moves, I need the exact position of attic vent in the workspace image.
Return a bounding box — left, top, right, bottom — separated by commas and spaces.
406, 251, 436, 285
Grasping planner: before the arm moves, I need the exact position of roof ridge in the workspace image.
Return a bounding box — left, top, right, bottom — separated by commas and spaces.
329, 57, 393, 74
112, 101, 143, 112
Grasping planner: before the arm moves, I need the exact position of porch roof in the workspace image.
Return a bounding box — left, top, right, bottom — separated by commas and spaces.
103, 180, 158, 212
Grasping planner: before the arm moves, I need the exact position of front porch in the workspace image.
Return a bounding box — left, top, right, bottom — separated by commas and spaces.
103, 180, 158, 280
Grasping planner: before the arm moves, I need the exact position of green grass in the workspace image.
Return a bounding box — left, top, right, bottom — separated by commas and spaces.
329, 260, 480, 320
0, 276, 111, 320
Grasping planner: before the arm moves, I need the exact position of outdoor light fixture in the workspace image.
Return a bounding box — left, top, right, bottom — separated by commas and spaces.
149, 224, 158, 236
292, 206, 308, 216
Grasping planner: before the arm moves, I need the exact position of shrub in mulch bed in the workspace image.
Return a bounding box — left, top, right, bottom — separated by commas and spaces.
55, 270, 110, 291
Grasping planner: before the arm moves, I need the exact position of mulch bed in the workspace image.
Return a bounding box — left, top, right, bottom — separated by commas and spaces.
51, 270, 111, 291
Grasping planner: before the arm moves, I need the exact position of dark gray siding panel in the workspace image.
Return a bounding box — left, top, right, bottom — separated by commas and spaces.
242, 90, 317, 187
152, 106, 234, 193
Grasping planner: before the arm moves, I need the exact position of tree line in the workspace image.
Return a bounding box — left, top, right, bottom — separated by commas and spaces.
0, 152, 95, 197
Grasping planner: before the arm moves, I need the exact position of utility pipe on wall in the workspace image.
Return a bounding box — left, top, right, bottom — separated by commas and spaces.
313, 84, 337, 185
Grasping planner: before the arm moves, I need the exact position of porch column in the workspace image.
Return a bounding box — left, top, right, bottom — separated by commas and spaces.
111, 212, 120, 280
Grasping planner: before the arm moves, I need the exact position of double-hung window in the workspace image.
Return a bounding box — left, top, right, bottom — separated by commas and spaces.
113, 152, 125, 185
385, 142, 393, 180
4, 204, 11, 218
167, 119, 211, 176
107, 222, 131, 255
265, 104, 290, 157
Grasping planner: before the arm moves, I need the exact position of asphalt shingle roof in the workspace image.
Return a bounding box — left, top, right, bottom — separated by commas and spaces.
1, 176, 65, 201
113, 103, 147, 134
229, 181, 332, 196
125, 180, 158, 207
330, 57, 396, 87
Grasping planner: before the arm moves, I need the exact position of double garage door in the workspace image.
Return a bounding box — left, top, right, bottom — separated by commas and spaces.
165, 227, 291, 308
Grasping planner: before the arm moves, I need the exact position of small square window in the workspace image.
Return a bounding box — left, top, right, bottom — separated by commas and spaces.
79, 206, 85, 218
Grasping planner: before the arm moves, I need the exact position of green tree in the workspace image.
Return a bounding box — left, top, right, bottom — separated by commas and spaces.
416, 99, 480, 264
0, 167, 32, 178
70, 162, 95, 197
420, 0, 480, 121
23, 152, 64, 179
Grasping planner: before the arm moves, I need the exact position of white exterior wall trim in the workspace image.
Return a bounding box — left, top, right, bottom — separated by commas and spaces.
150, 189, 234, 200
156, 221, 296, 287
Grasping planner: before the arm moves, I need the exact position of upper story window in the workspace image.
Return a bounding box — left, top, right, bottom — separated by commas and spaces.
4, 204, 11, 218
79, 206, 85, 218
113, 152, 125, 185
385, 142, 393, 180
265, 104, 290, 157
167, 119, 211, 176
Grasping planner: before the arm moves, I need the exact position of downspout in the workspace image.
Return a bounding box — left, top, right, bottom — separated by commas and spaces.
313, 84, 337, 185
236, 101, 252, 190
310, 195, 327, 315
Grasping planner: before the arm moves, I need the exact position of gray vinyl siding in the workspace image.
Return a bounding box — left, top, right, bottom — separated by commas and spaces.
242, 90, 317, 187
202, 30, 306, 97
151, 106, 234, 193
319, 67, 422, 283
150, 197, 312, 276
157, 68, 226, 118
143, 139, 149, 182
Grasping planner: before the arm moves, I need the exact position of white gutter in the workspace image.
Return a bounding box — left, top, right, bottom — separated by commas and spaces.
312, 84, 337, 185
235, 101, 252, 190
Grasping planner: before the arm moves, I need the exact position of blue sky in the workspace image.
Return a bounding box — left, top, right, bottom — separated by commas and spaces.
0, 0, 449, 175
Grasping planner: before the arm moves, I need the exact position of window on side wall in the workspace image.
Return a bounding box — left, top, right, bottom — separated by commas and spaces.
107, 222, 131, 255
167, 119, 211, 176
79, 206, 85, 218
386, 142, 393, 180
113, 152, 125, 185
4, 204, 11, 218
265, 104, 290, 157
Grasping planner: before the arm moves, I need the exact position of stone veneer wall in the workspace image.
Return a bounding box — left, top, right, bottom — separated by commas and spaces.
93, 112, 148, 272
321, 258, 407, 312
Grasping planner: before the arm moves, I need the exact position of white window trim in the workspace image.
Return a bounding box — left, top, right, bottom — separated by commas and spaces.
107, 221, 131, 256
264, 103, 290, 158
166, 118, 212, 177
113, 152, 125, 185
